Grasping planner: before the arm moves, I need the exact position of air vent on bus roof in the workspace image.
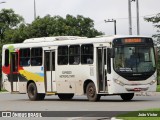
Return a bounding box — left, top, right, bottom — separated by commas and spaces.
23, 36, 87, 43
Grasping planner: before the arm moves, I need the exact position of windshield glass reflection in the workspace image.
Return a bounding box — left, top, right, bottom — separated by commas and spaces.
114, 46, 156, 73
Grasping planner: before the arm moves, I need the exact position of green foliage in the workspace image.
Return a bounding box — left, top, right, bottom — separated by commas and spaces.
157, 85, 160, 92
3, 23, 30, 43
0, 9, 24, 43
118, 115, 159, 120
0, 9, 103, 44
0, 9, 24, 27
145, 13, 160, 85
0, 89, 7, 92
27, 14, 103, 39
117, 108, 160, 120
145, 13, 160, 45
156, 55, 160, 85
144, 13, 160, 37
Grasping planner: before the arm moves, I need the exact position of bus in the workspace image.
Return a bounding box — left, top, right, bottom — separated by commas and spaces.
2, 35, 157, 101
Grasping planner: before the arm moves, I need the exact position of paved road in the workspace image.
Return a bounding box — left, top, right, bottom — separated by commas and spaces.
0, 92, 160, 119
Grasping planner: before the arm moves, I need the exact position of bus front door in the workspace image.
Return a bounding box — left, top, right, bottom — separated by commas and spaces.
44, 50, 56, 92
97, 47, 107, 92
10, 52, 19, 92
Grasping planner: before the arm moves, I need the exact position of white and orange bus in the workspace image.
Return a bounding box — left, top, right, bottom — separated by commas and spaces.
2, 35, 157, 101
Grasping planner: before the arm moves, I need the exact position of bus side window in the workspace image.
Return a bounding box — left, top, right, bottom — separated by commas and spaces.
81, 44, 93, 64
69, 45, 80, 65
58, 46, 68, 65
31, 47, 42, 66
5, 49, 9, 67
20, 48, 30, 66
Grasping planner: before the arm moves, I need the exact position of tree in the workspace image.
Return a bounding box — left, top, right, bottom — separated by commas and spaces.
27, 14, 103, 38
145, 13, 160, 45
1, 11, 103, 43
0, 9, 24, 43
65, 14, 102, 37
3, 23, 30, 43
145, 13, 160, 84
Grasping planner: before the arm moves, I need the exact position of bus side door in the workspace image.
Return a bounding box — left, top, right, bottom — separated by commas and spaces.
10, 52, 19, 92
44, 50, 56, 92
97, 47, 107, 92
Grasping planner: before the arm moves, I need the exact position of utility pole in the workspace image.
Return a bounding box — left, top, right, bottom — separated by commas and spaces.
128, 0, 140, 35
136, 0, 140, 35
128, 0, 132, 35
34, 0, 36, 20
104, 19, 117, 35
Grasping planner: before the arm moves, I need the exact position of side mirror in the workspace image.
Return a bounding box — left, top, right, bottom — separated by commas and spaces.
107, 48, 115, 58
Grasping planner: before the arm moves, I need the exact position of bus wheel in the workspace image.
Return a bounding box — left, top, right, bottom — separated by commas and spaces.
58, 94, 74, 100
27, 82, 45, 101
120, 93, 134, 101
86, 82, 101, 102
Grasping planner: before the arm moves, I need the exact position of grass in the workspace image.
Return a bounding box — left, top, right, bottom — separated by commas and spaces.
117, 108, 160, 120
157, 85, 160, 92
0, 89, 7, 92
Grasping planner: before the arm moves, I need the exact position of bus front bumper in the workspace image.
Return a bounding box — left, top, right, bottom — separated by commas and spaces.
125, 84, 149, 92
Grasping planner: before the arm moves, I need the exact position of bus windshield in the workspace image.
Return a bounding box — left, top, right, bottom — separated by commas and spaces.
114, 46, 156, 73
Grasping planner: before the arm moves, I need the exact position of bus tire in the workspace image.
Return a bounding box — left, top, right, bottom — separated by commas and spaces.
120, 93, 134, 101
58, 94, 74, 100
86, 82, 101, 102
27, 82, 45, 101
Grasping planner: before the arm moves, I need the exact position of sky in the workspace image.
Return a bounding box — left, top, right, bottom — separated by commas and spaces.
0, 0, 160, 36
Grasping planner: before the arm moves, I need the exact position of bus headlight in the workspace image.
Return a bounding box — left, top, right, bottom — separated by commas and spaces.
149, 80, 156, 85
114, 79, 125, 86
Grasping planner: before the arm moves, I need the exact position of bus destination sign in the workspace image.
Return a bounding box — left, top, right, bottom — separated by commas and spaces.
124, 38, 142, 43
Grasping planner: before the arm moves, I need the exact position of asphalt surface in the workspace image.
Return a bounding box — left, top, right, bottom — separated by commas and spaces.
0, 92, 160, 120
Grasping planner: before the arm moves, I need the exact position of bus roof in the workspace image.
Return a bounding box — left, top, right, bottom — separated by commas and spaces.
3, 35, 152, 49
